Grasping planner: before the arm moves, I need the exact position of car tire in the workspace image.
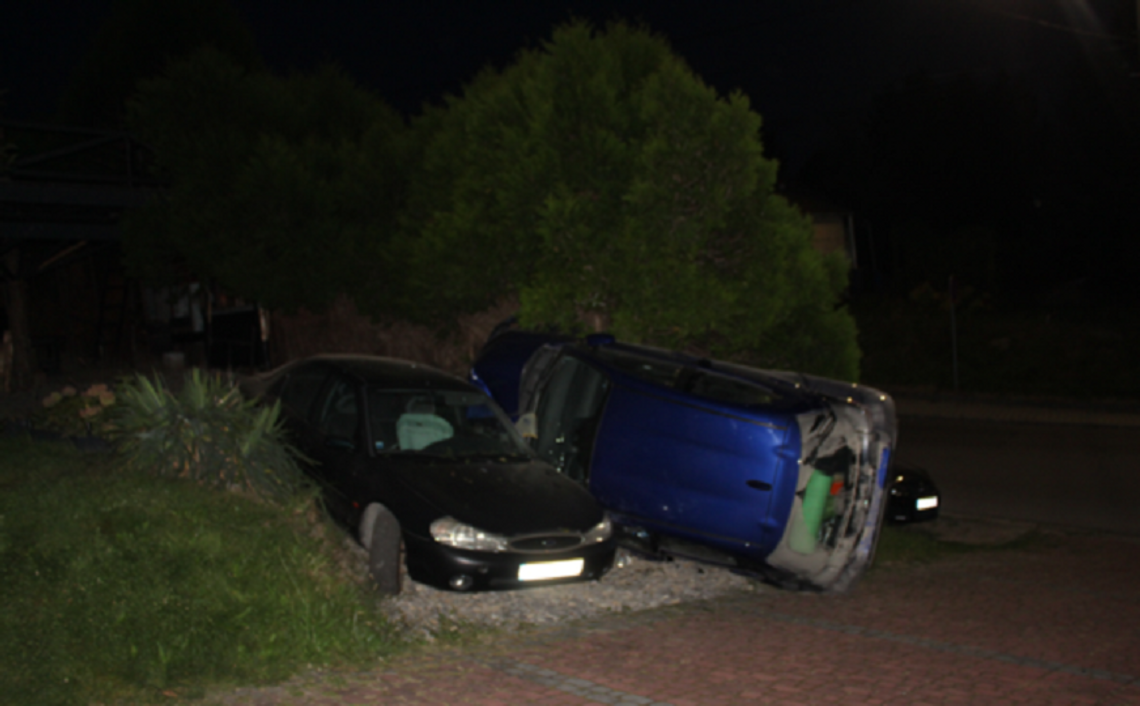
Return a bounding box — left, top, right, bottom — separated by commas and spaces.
361, 503, 402, 595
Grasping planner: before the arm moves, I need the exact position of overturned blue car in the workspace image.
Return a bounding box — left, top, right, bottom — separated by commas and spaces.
471, 329, 912, 591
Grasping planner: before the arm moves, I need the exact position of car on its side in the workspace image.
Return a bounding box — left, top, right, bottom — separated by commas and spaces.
471, 330, 936, 591
241, 355, 616, 594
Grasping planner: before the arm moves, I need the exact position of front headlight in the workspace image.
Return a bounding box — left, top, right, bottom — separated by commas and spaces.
430, 516, 509, 553
582, 515, 612, 543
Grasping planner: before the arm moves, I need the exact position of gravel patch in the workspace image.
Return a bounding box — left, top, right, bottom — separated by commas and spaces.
358, 545, 761, 640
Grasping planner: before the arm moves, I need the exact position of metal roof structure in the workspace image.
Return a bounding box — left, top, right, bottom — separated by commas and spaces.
1, 121, 167, 369
1, 120, 163, 277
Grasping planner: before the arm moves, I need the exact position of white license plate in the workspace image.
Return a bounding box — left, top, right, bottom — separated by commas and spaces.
518, 558, 585, 581
916, 496, 939, 511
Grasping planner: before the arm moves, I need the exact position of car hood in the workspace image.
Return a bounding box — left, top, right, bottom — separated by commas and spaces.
387, 457, 603, 536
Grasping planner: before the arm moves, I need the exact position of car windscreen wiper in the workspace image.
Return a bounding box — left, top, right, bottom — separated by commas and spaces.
454, 452, 533, 463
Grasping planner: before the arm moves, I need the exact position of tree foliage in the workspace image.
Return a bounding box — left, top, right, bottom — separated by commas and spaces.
124, 49, 410, 311
397, 21, 858, 379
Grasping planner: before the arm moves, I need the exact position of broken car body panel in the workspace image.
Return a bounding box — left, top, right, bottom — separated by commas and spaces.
473, 332, 898, 591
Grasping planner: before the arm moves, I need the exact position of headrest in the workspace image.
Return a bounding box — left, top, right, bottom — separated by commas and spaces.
406, 396, 436, 415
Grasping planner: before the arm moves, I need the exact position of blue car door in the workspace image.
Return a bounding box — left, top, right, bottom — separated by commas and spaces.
588, 373, 798, 556
530, 354, 611, 487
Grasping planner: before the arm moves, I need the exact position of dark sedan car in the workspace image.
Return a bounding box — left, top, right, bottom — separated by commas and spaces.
242, 355, 616, 594
471, 330, 936, 591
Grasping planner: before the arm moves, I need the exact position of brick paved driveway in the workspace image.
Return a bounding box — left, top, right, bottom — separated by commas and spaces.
212, 530, 1140, 705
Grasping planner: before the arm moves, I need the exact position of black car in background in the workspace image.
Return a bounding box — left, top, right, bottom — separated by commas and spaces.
242, 355, 616, 594
885, 465, 940, 523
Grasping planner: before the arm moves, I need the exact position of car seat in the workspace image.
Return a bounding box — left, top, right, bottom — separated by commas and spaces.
396, 397, 454, 451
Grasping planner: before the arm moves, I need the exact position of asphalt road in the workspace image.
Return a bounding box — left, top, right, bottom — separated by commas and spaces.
893, 416, 1140, 535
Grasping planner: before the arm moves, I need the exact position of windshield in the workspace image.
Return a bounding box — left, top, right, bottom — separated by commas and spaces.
366, 387, 531, 459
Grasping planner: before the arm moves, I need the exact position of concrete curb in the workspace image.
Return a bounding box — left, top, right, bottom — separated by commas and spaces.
883, 388, 1140, 427
894, 397, 1140, 427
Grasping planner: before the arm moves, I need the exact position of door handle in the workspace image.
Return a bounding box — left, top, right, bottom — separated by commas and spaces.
746, 480, 772, 491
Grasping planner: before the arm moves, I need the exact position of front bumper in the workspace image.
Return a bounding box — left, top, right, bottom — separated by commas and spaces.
404, 533, 617, 591
762, 378, 898, 592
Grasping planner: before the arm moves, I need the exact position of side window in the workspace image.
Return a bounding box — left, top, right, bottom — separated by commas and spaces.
279, 366, 329, 421
534, 356, 610, 484
315, 376, 359, 449
592, 349, 683, 387
518, 344, 564, 415
683, 371, 776, 408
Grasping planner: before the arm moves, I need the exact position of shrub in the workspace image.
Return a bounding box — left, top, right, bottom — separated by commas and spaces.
31, 383, 118, 437
113, 369, 307, 502
396, 20, 859, 380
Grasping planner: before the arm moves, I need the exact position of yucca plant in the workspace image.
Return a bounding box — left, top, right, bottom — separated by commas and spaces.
114, 369, 307, 502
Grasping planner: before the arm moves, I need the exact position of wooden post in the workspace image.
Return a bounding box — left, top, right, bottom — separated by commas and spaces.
4, 248, 34, 390
949, 274, 959, 392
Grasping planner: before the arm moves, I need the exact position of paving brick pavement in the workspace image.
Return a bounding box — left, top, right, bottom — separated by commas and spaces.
208, 529, 1140, 706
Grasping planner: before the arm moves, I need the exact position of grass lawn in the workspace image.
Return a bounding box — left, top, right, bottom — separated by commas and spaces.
0, 435, 403, 706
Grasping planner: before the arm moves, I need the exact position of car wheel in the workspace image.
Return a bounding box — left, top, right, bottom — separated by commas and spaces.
360, 503, 402, 595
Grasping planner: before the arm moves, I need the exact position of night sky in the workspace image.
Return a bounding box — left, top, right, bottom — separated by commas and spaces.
4, 0, 1138, 301
5, 0, 1134, 173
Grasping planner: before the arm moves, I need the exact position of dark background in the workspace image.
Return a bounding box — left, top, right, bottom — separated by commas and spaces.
5, 1, 1134, 167
4, 0, 1138, 301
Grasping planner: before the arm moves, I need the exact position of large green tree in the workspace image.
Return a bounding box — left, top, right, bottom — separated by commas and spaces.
396, 21, 858, 379
124, 49, 409, 311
